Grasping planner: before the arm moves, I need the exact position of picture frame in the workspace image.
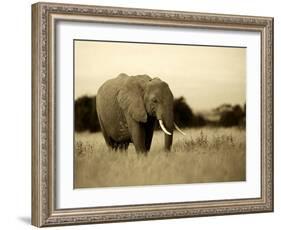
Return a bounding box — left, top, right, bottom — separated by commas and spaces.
32, 2, 274, 227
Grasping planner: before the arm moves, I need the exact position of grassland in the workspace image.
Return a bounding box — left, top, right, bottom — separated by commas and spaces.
74, 127, 245, 188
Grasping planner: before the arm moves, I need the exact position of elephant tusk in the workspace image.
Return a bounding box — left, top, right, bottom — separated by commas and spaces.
174, 122, 186, 136
159, 120, 172, 136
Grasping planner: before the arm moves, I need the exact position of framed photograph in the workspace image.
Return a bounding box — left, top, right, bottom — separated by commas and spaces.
32, 2, 274, 227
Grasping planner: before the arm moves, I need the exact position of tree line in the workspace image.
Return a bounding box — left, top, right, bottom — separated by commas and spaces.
75, 95, 246, 133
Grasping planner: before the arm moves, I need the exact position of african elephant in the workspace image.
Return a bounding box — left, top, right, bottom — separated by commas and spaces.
96, 73, 185, 153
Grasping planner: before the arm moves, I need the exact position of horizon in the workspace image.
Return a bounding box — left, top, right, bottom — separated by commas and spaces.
74, 40, 246, 111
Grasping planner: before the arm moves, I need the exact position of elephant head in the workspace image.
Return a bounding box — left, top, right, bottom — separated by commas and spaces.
117, 74, 185, 151
143, 78, 174, 150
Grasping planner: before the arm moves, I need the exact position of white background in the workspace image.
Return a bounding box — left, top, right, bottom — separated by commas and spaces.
57, 21, 261, 208
0, 0, 279, 229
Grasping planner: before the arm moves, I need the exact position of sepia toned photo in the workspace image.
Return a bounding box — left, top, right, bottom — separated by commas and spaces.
32, 3, 273, 226
74, 40, 246, 188
32, 3, 274, 226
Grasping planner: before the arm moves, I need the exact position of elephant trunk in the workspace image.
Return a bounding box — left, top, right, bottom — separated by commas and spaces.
164, 131, 173, 151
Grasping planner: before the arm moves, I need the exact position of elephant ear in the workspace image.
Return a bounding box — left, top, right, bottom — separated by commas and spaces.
117, 76, 148, 123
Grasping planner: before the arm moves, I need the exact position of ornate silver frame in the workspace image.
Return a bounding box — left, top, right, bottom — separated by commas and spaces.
32, 2, 274, 227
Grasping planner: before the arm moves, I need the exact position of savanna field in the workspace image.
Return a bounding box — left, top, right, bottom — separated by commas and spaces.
74, 127, 246, 188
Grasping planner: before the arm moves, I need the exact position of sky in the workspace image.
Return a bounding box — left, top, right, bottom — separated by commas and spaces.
74, 40, 246, 111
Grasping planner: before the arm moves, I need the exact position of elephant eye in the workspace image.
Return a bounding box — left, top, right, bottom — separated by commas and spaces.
152, 98, 158, 104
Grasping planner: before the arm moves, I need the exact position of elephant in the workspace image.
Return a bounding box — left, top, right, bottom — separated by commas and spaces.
96, 73, 185, 153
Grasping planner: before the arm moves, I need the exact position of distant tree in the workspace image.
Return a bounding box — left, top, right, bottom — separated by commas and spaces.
192, 114, 207, 127
219, 104, 245, 127
75, 96, 100, 132
241, 102, 246, 127
233, 104, 244, 117
214, 103, 233, 113
89, 96, 100, 132
173, 97, 194, 127
173, 97, 206, 127
219, 111, 238, 127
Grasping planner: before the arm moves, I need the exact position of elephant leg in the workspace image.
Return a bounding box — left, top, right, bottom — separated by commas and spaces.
112, 141, 129, 151
164, 133, 173, 151
126, 116, 146, 153
101, 128, 112, 148
105, 136, 118, 150
118, 142, 129, 151
131, 125, 146, 153
110, 139, 119, 151
98, 116, 115, 149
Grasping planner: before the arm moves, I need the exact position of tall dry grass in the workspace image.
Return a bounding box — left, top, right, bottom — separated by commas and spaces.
74, 128, 245, 188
